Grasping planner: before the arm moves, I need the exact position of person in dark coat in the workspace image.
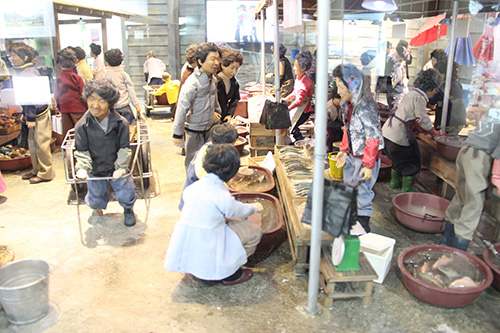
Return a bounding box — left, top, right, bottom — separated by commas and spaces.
216, 48, 244, 123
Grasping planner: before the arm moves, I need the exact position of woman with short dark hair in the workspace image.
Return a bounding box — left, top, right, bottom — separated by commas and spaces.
286, 50, 314, 142
429, 60, 466, 133
383, 69, 443, 192
89, 43, 105, 79
165, 144, 263, 286
74, 46, 93, 83
54, 48, 87, 140
216, 48, 244, 122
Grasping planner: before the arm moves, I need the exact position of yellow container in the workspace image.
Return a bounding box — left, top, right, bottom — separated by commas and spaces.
328, 152, 344, 179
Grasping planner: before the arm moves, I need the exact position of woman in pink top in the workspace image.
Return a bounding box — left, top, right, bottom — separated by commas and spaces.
286, 50, 314, 142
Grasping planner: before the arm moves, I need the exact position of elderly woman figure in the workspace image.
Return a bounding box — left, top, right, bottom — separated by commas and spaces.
382, 69, 442, 193
74, 79, 137, 227
165, 144, 263, 285
334, 64, 384, 233
285, 50, 314, 142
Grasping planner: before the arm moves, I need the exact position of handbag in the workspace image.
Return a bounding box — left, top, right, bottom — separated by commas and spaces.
375, 76, 389, 93
301, 179, 358, 237
259, 99, 291, 130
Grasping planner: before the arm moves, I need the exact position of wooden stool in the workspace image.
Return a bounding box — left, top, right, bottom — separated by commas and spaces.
319, 245, 377, 307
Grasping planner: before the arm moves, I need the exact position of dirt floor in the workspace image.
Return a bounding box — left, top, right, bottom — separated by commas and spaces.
1, 114, 500, 332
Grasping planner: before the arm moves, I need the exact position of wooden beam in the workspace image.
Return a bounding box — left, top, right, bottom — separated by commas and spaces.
52, 4, 61, 74
58, 19, 102, 24
101, 17, 108, 53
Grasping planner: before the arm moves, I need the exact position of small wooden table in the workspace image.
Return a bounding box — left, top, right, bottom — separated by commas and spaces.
320, 246, 378, 307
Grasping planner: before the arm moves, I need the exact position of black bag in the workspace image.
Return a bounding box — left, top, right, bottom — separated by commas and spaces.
301, 179, 358, 237
259, 100, 291, 130
376, 76, 390, 93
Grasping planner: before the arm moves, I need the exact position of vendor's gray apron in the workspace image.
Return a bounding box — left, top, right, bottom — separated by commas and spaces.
290, 97, 311, 130
286, 97, 310, 144
386, 89, 424, 165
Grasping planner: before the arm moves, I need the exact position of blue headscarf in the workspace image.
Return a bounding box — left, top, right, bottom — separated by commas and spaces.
341, 64, 364, 105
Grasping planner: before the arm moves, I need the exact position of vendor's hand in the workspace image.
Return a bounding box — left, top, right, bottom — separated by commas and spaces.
27, 121, 36, 128
223, 115, 232, 123
359, 167, 373, 181
336, 151, 347, 168
214, 112, 221, 122
112, 168, 127, 180
172, 138, 182, 145
76, 169, 88, 179
254, 202, 264, 212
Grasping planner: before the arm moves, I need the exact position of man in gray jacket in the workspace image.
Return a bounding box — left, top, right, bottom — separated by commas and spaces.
172, 43, 222, 169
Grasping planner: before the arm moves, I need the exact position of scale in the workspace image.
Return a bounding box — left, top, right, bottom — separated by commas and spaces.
332, 235, 361, 271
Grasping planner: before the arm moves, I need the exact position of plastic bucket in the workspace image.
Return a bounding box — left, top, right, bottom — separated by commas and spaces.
291, 49, 300, 59
328, 152, 344, 179
0, 259, 50, 325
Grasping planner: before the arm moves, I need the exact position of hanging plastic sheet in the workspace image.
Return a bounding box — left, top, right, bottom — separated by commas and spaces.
473, 26, 495, 62
446, 35, 475, 66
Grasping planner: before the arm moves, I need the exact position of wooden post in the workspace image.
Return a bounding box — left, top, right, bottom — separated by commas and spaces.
101, 17, 108, 52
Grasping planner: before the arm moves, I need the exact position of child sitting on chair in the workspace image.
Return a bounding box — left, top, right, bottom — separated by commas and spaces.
74, 79, 138, 227
165, 144, 263, 285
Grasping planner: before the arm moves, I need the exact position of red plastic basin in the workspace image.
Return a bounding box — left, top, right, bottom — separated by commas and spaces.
434, 135, 467, 163
0, 156, 32, 171
232, 192, 285, 255
392, 193, 449, 233
482, 243, 500, 291
398, 244, 493, 308
234, 136, 247, 155
227, 165, 275, 193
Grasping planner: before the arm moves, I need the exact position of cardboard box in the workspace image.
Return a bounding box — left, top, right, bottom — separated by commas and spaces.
359, 233, 396, 284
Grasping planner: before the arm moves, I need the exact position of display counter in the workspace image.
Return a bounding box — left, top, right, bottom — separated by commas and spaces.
273, 145, 334, 276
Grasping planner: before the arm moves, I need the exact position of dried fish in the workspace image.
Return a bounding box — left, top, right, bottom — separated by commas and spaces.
278, 147, 308, 159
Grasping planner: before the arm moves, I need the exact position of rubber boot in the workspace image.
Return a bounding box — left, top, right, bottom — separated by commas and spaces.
452, 236, 470, 252
440, 221, 455, 246
401, 176, 416, 193
124, 208, 136, 227
389, 169, 402, 189
357, 216, 371, 233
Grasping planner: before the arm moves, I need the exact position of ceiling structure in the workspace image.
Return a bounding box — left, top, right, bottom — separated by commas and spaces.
53, 0, 132, 19
293, 0, 499, 20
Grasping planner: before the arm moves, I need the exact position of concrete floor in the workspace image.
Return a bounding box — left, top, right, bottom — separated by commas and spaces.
1, 115, 500, 333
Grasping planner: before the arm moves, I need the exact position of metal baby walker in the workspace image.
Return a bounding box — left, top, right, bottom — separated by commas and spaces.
62, 122, 153, 245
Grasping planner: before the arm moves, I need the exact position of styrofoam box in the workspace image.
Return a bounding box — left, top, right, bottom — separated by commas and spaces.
359, 233, 396, 284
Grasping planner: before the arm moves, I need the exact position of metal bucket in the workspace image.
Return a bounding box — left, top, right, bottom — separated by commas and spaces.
0, 259, 50, 325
